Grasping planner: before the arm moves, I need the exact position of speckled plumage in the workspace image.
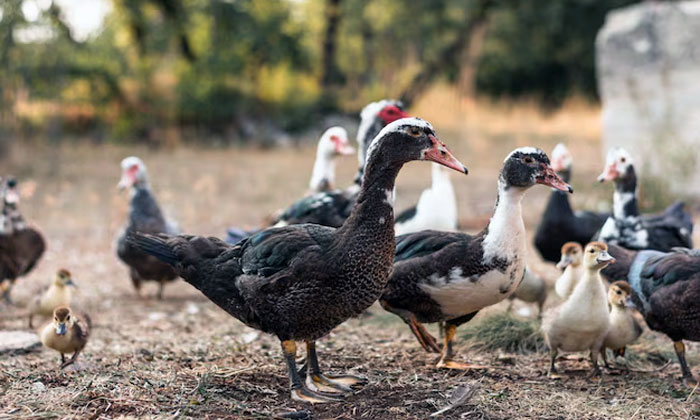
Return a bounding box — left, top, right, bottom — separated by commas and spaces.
603, 245, 700, 342
129, 118, 465, 345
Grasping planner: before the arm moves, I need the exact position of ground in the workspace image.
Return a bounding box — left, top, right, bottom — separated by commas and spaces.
1, 90, 700, 419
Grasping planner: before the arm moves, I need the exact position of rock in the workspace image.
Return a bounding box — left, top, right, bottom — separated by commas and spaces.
31, 382, 46, 393
596, 1, 700, 195
0, 330, 41, 355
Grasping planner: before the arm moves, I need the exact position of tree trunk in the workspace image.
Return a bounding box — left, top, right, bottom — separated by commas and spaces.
320, 0, 343, 89
399, 0, 492, 108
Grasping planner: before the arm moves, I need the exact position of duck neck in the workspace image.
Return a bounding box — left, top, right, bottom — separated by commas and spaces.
1, 202, 25, 232
580, 267, 606, 294
482, 179, 526, 263
309, 150, 335, 193
612, 166, 639, 219
129, 186, 164, 229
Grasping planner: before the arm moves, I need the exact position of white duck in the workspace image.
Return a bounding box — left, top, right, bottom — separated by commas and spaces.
554, 242, 584, 299
394, 163, 458, 235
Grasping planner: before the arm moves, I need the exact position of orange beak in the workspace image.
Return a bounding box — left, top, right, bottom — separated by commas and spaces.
423, 135, 468, 175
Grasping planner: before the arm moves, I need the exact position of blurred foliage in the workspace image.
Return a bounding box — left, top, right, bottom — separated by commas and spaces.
0, 0, 639, 143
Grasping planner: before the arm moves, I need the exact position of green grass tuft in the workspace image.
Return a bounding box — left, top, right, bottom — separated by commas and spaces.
460, 313, 546, 354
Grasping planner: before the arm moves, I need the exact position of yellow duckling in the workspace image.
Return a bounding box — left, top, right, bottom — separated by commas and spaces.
39, 306, 90, 369
28, 269, 77, 328
601, 280, 642, 367
543, 242, 614, 377
554, 242, 583, 299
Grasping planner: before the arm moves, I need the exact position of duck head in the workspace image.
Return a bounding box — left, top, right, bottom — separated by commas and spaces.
365, 118, 468, 175
118, 157, 149, 191
55, 269, 77, 289
598, 147, 634, 183
583, 241, 616, 270
557, 242, 583, 270
551, 143, 573, 182
357, 100, 410, 165
608, 280, 635, 309
52, 306, 74, 336
500, 147, 572, 192
2, 177, 20, 207
318, 126, 354, 157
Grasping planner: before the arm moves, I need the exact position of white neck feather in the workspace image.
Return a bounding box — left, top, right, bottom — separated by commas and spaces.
613, 190, 636, 219
482, 182, 526, 263
309, 149, 335, 192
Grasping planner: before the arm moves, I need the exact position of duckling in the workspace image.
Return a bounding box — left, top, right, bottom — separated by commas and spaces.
39, 306, 90, 369
601, 280, 642, 367
508, 267, 547, 318
543, 242, 614, 377
554, 242, 583, 299
28, 269, 77, 328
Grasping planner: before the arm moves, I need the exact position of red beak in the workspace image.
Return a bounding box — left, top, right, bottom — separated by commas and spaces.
597, 163, 619, 183
537, 165, 573, 193
424, 135, 468, 175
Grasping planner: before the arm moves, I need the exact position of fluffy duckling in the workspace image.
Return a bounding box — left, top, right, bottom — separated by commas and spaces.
554, 242, 583, 299
39, 306, 90, 368
28, 269, 77, 328
601, 280, 642, 367
543, 242, 614, 377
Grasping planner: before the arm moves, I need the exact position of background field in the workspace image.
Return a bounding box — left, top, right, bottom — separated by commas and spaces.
1, 91, 699, 419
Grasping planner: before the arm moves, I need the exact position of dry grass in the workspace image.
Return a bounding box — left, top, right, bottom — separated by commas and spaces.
1, 89, 699, 419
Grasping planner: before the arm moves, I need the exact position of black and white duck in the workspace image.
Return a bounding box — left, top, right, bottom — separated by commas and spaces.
534, 143, 608, 263
596, 147, 693, 251
226, 126, 354, 243
0, 177, 46, 303
272, 100, 408, 228
380, 147, 571, 369
128, 118, 468, 403
394, 163, 458, 235
116, 157, 180, 299
602, 244, 700, 386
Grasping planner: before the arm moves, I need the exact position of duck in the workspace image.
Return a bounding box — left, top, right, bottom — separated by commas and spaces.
39, 306, 90, 369
601, 244, 700, 386
128, 118, 468, 403
116, 157, 180, 299
272, 100, 409, 228
542, 242, 614, 377
380, 147, 572, 369
508, 267, 547, 318
0, 177, 46, 303
226, 127, 355, 244
394, 163, 458, 235
596, 147, 693, 251
554, 242, 584, 299
600, 280, 642, 367
28, 269, 77, 328
534, 144, 608, 263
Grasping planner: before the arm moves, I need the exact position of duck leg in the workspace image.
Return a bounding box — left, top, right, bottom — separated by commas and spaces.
380, 300, 440, 353
436, 321, 487, 370
305, 341, 367, 393
674, 341, 698, 387
281, 340, 344, 404
548, 348, 558, 376
587, 349, 601, 378
130, 269, 142, 298
157, 280, 165, 300
61, 350, 81, 369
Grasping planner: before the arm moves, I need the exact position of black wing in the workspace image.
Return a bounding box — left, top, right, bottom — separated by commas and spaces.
394, 206, 417, 225
276, 190, 354, 228
395, 230, 471, 262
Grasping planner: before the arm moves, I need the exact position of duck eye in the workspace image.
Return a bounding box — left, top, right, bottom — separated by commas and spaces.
620, 157, 626, 163
408, 127, 421, 137
616, 290, 621, 295
522, 156, 534, 164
